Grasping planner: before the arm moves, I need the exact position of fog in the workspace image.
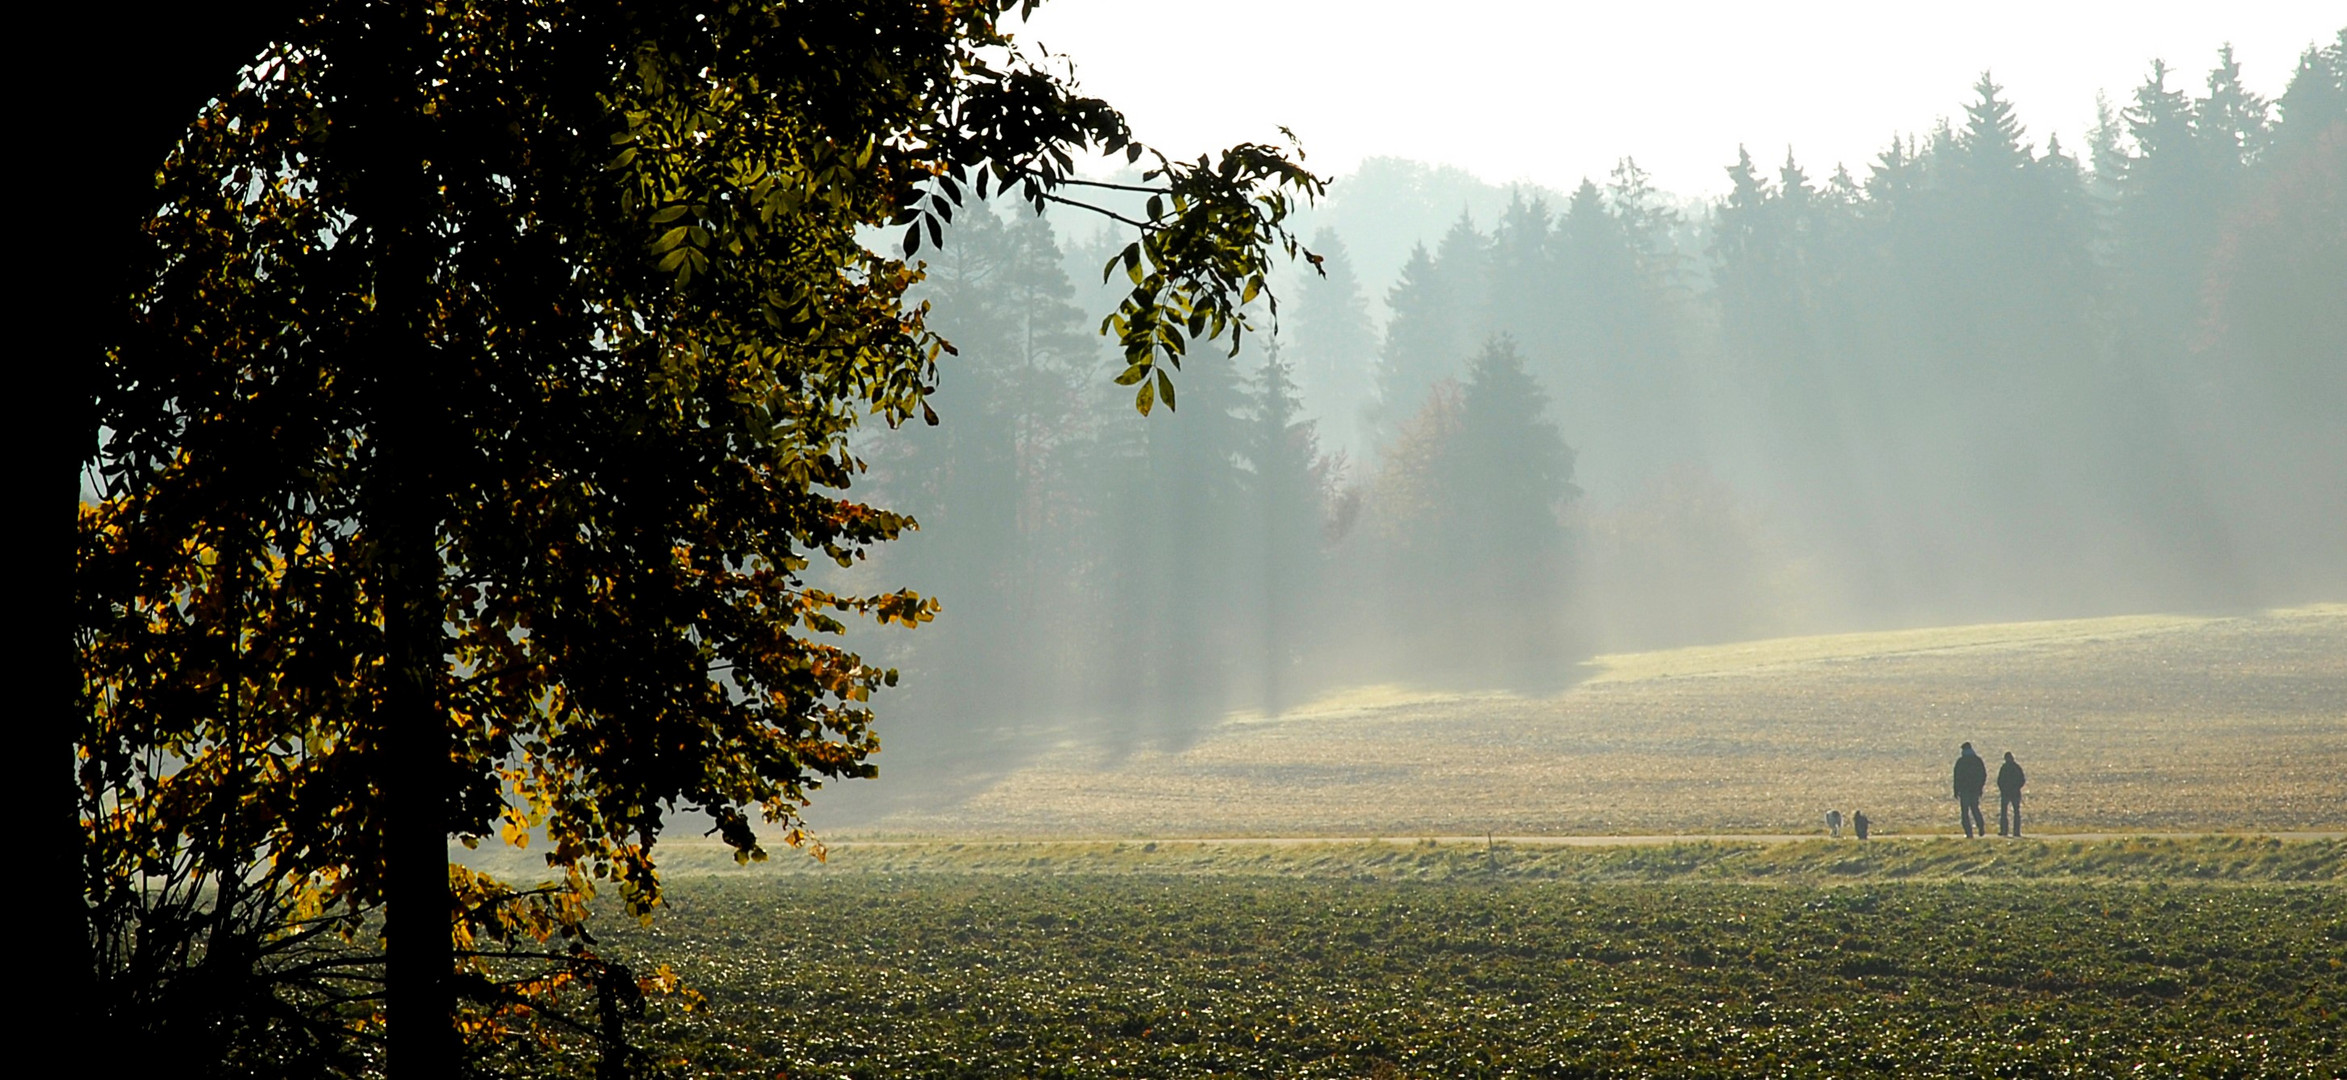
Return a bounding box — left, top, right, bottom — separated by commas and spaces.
814, 31, 2345, 821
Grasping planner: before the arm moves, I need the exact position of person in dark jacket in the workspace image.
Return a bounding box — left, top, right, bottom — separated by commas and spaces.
1952, 742, 1988, 838
1852, 810, 1870, 840
1997, 752, 2026, 837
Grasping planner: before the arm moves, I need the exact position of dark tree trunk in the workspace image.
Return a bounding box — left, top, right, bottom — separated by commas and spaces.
335, 5, 461, 1074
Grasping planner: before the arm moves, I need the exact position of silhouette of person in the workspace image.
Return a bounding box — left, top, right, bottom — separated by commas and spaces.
1952, 742, 1988, 838
1825, 809, 1844, 838
1852, 810, 1870, 840
1997, 751, 2026, 837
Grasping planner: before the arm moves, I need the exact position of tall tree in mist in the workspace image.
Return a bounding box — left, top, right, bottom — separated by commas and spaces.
1086, 341, 1256, 746
1486, 194, 1559, 361
1287, 228, 1379, 461
1366, 212, 1491, 454
1711, 145, 1857, 526
1368, 338, 1577, 683
2189, 31, 2347, 596
1449, 338, 1581, 678
1244, 346, 1334, 713
1546, 174, 1695, 498
879, 206, 1094, 729
1366, 245, 1453, 454
1905, 76, 2105, 603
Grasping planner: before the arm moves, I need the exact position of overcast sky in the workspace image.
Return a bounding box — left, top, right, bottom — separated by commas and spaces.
1011, 2, 2342, 197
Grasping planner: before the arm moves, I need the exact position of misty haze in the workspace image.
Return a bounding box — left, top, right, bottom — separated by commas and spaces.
809, 41, 2346, 841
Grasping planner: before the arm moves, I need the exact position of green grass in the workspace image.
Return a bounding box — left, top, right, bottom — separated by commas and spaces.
594, 834, 2347, 885
596, 840, 2346, 1078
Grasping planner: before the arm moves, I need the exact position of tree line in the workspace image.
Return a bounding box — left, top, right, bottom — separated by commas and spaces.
855, 32, 2346, 769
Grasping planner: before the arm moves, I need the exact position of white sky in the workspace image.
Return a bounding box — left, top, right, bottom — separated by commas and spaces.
1011, 1, 2344, 197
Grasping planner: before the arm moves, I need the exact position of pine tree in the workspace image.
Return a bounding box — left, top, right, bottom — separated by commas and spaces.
879, 205, 1094, 733
1445, 337, 1579, 681
1432, 209, 1494, 350
1487, 192, 1557, 362
1083, 333, 1254, 748
2272, 29, 2347, 154
2200, 44, 2274, 171
1288, 228, 1378, 461
2189, 29, 2347, 599
1548, 176, 1687, 499
1366, 244, 1456, 454
1243, 344, 1332, 713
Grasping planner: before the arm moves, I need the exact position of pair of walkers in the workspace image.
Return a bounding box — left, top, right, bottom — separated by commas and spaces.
1952, 742, 2026, 837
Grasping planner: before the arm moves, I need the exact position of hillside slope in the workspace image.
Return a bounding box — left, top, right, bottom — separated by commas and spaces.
808, 606, 2346, 839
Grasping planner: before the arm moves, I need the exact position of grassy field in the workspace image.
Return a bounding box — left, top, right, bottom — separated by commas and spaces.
458, 610, 2343, 1077
592, 838, 2345, 1079
803, 605, 2347, 839
627, 834, 2347, 883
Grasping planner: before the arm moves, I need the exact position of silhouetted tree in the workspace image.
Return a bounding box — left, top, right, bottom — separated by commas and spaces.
2191, 30, 2347, 597
76, 3, 1319, 1072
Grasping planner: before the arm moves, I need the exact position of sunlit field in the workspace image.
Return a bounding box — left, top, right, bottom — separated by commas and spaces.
802, 605, 2346, 840
455, 610, 2346, 1079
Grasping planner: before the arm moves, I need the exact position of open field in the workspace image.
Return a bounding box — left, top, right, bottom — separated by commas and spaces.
598, 834, 2347, 884
596, 839, 2347, 1079
805, 606, 2347, 839
450, 612, 2344, 1077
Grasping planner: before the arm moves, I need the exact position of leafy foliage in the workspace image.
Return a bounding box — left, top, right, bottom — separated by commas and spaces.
75, 0, 1319, 1062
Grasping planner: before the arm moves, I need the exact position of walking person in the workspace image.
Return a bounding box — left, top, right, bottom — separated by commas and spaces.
1852, 811, 1870, 840
1997, 752, 2026, 837
1952, 742, 1988, 838
1825, 809, 1844, 838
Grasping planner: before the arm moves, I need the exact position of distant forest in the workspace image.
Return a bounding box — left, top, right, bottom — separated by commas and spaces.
849, 34, 2346, 760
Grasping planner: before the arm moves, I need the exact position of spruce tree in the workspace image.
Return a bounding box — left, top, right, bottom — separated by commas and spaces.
1446, 337, 1579, 681
879, 205, 1093, 735
1366, 244, 1457, 454
1288, 228, 1379, 462
1243, 344, 1331, 713
1487, 193, 1558, 363
1085, 333, 1254, 748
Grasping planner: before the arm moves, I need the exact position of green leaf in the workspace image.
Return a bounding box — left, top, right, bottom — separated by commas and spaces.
1155, 370, 1177, 412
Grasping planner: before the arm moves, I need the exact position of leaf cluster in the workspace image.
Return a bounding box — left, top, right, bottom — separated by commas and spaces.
76, 0, 1320, 1061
